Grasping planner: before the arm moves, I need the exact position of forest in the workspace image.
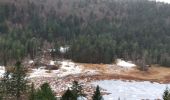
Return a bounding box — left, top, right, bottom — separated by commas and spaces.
0, 0, 170, 66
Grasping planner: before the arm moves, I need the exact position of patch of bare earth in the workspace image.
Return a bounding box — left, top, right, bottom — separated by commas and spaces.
29, 63, 170, 99
79, 63, 170, 83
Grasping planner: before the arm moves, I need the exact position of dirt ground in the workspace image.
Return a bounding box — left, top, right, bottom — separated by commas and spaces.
78, 63, 170, 83
29, 62, 170, 99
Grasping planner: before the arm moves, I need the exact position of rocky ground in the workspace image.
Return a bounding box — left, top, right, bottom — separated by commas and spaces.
24, 59, 170, 99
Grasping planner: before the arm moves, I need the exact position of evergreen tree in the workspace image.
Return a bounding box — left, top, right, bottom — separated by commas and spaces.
61, 88, 76, 100
71, 81, 83, 97
29, 83, 35, 100
163, 87, 170, 100
0, 70, 10, 99
1, 0, 170, 66
35, 83, 56, 100
0, 61, 27, 100
10, 61, 27, 100
92, 85, 103, 100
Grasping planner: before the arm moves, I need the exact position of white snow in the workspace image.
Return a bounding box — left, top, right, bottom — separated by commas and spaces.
116, 59, 136, 68
0, 66, 5, 78
48, 49, 56, 52
77, 96, 87, 100
29, 67, 56, 78
59, 46, 69, 53
29, 60, 34, 64
57, 60, 82, 77
50, 60, 56, 65
156, 0, 170, 3
29, 60, 83, 78
92, 80, 169, 100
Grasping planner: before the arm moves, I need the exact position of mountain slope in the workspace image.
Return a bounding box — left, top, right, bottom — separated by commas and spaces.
0, 0, 170, 66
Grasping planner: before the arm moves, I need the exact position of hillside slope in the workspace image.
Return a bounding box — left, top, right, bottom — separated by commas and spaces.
0, 0, 170, 66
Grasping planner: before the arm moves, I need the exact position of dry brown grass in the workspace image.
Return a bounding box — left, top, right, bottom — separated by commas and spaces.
126, 65, 170, 83
78, 63, 170, 83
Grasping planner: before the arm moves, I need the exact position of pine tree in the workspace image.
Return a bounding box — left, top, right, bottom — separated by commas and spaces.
0, 70, 11, 99
71, 81, 83, 97
0, 61, 27, 100
163, 87, 170, 100
61, 88, 76, 100
92, 85, 103, 100
6, 61, 27, 100
35, 83, 56, 100
29, 83, 35, 100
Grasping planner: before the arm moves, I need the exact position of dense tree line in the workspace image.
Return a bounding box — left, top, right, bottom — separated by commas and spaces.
0, 0, 170, 66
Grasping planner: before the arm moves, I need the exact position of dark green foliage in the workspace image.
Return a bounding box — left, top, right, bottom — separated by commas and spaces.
61, 88, 77, 100
163, 87, 170, 100
0, 70, 11, 99
0, 0, 170, 66
71, 81, 84, 97
34, 83, 56, 100
92, 85, 103, 100
0, 22, 8, 33
0, 61, 27, 100
68, 34, 115, 64
11, 61, 27, 100
62, 81, 85, 100
29, 83, 35, 100
28, 82, 56, 100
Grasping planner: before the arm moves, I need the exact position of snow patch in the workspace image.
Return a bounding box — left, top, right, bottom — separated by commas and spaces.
48, 49, 56, 52
29, 67, 55, 78
0, 66, 5, 78
50, 60, 56, 65
116, 59, 136, 68
77, 96, 87, 100
57, 60, 82, 77
92, 80, 169, 100
59, 46, 69, 53
29, 60, 83, 78
29, 60, 34, 64
156, 0, 170, 4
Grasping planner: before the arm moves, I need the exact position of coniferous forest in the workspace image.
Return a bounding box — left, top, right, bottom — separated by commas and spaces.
0, 0, 170, 66
1, 0, 170, 100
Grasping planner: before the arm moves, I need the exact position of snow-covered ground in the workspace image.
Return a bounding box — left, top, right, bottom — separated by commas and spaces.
92, 80, 169, 100
57, 61, 82, 77
116, 59, 136, 68
28, 59, 170, 100
29, 60, 96, 78
0, 66, 5, 78
29, 67, 56, 78
29, 59, 136, 78
50, 60, 56, 65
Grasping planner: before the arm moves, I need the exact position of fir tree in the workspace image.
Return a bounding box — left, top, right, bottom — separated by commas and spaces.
163, 87, 170, 100
71, 81, 83, 97
29, 83, 35, 100
0, 61, 27, 100
35, 83, 56, 100
92, 85, 103, 100
61, 88, 76, 100
11, 61, 27, 100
